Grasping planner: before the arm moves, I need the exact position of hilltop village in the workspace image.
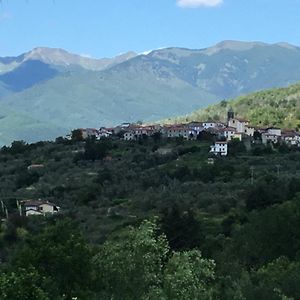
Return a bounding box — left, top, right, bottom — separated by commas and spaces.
71, 109, 300, 156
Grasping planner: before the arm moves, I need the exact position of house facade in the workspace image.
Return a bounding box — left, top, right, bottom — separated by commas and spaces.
210, 141, 228, 156
20, 200, 60, 217
162, 125, 190, 139
267, 127, 282, 136
218, 127, 236, 141
282, 131, 300, 146
228, 117, 249, 133
262, 133, 279, 144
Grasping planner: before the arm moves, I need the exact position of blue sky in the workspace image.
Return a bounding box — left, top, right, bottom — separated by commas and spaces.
0, 0, 299, 58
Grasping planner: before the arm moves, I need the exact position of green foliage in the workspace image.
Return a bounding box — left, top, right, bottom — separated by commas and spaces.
82, 138, 111, 161
12, 219, 93, 299
0, 267, 49, 300
161, 205, 203, 250
232, 197, 300, 267
95, 220, 216, 300
228, 140, 247, 156
168, 82, 300, 129
163, 250, 215, 300
95, 220, 169, 299
71, 129, 83, 141
0, 137, 300, 298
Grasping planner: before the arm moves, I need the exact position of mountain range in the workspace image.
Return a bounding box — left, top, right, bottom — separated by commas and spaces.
1, 40, 300, 145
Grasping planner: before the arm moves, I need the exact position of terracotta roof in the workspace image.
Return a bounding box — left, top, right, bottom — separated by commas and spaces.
26, 209, 43, 215
27, 164, 44, 169
21, 200, 58, 207
219, 127, 236, 132
263, 133, 278, 137
266, 127, 281, 130
235, 117, 249, 123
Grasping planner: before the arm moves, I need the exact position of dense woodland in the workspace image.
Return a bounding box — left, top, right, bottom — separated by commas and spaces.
0, 134, 300, 299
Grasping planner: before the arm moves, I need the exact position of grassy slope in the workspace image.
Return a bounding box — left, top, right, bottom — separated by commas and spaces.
0, 69, 217, 140
165, 82, 300, 129
0, 103, 65, 146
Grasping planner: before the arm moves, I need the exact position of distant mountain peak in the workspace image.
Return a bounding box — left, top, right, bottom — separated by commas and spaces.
1, 47, 137, 72
274, 42, 298, 49
24, 47, 76, 66
202, 40, 268, 55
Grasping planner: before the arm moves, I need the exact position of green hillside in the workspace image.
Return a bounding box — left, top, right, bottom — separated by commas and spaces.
0, 67, 217, 143
167, 82, 300, 129
0, 103, 65, 145
1, 136, 300, 298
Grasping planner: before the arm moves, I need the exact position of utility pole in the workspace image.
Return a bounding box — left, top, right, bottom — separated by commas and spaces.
250, 166, 255, 185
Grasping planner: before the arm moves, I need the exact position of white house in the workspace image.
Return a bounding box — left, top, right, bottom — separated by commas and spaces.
187, 122, 204, 136
267, 127, 282, 137
245, 126, 255, 137
20, 200, 60, 217
98, 128, 113, 139
162, 125, 190, 139
210, 141, 228, 156
262, 133, 279, 144
218, 127, 236, 141
282, 131, 300, 146
124, 131, 136, 141
124, 126, 156, 140
203, 122, 218, 129
228, 117, 249, 133
81, 128, 99, 139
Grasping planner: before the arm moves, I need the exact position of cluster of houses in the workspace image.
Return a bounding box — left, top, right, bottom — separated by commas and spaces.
9, 110, 299, 219
71, 109, 300, 157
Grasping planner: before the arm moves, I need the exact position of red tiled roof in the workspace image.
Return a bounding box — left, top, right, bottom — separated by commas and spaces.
235, 117, 249, 122
21, 200, 58, 207
218, 127, 236, 132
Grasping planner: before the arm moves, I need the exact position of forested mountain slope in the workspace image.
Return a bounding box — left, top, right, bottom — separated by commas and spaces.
167, 82, 300, 129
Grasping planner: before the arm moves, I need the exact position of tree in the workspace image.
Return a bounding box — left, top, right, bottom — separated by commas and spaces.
12, 219, 93, 299
151, 131, 162, 143
233, 197, 300, 267
160, 205, 203, 250
197, 131, 215, 141
238, 257, 300, 300
162, 250, 215, 300
2, 140, 28, 155
94, 220, 216, 299
253, 130, 262, 142
0, 267, 49, 300
83, 137, 110, 161
94, 220, 168, 299
71, 129, 83, 141
228, 139, 246, 156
